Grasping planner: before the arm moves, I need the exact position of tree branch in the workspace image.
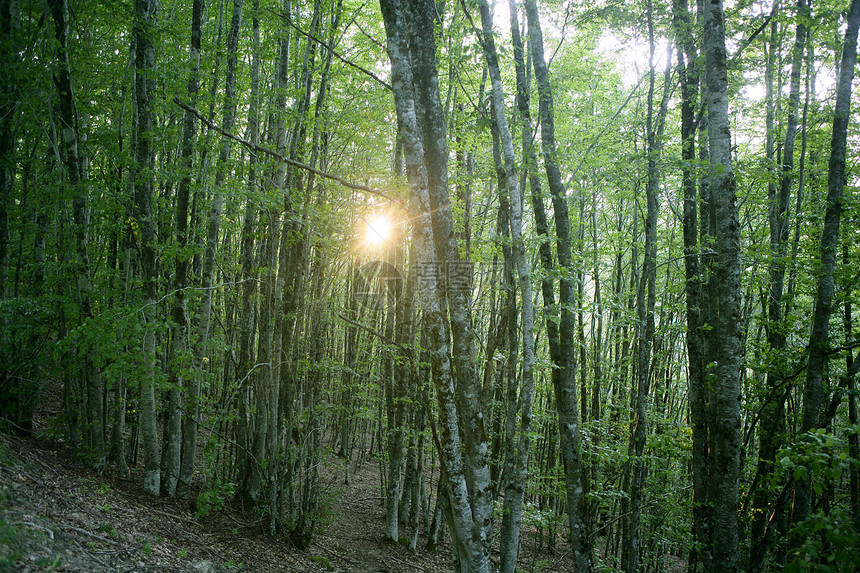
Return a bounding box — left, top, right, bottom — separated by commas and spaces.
173, 98, 405, 208
267, 7, 392, 91
338, 313, 414, 357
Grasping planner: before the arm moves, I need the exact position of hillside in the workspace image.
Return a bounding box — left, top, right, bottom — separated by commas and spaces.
0, 431, 441, 572
0, 430, 578, 572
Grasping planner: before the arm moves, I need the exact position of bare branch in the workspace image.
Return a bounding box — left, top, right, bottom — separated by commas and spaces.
173, 97, 405, 208
267, 7, 392, 91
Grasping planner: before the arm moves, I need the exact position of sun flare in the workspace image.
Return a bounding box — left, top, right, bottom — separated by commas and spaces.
365, 215, 391, 245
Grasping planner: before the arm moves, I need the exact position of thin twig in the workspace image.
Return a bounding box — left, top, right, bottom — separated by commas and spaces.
12, 521, 55, 540
61, 524, 121, 546
386, 554, 426, 571
311, 541, 360, 565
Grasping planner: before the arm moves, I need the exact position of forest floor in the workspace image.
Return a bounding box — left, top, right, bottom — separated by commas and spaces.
0, 428, 579, 572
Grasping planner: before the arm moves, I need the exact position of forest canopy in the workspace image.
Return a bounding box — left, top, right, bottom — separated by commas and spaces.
1, 0, 859, 570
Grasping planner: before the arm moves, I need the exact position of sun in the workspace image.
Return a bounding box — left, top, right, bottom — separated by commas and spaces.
365, 214, 391, 245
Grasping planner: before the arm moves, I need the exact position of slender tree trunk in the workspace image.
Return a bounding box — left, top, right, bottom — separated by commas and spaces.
240, 0, 291, 507
161, 0, 208, 499
509, 10, 569, 563
233, 0, 261, 498
843, 241, 860, 535
194, 0, 243, 424
748, 0, 806, 567
679, 3, 713, 568
487, 138, 515, 502
133, 0, 160, 496
627, 10, 670, 570
591, 199, 604, 423
477, 1, 536, 569
703, 0, 743, 569
791, 0, 860, 550
523, 1, 592, 569
171, 0, 206, 501
384, 238, 404, 541
407, 1, 494, 561
0, 0, 17, 300
49, 0, 105, 464
669, 2, 705, 560
276, 0, 328, 538
380, 0, 491, 568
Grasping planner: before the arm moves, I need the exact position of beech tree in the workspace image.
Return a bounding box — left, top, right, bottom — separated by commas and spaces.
475, 0, 536, 569
791, 0, 860, 554
1, 0, 859, 571
132, 0, 160, 497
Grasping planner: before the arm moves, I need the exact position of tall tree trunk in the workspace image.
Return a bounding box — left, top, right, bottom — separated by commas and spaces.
276, 0, 327, 539
173, 0, 206, 501
790, 0, 860, 550
380, 0, 491, 569
509, 9, 569, 564
133, 0, 160, 496
233, 0, 262, 499
384, 238, 405, 541
703, 0, 743, 569
0, 0, 17, 300
671, 2, 711, 569
477, 1, 536, 570
847, 246, 860, 533
523, 0, 592, 569
49, 0, 105, 464
162, 0, 216, 499
407, 1, 494, 561
194, 0, 243, 434
487, 130, 515, 501
627, 9, 670, 569
591, 198, 604, 424
748, 0, 807, 567
239, 0, 291, 507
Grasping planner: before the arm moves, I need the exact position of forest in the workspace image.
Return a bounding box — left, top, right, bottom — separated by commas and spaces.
0, 0, 859, 570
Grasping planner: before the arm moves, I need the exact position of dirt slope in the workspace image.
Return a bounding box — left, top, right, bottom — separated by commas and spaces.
0, 433, 466, 572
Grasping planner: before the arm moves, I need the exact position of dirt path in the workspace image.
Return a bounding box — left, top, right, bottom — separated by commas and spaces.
311, 457, 453, 573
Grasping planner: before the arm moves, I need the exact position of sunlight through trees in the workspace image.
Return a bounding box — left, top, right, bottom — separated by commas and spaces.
1, 0, 859, 570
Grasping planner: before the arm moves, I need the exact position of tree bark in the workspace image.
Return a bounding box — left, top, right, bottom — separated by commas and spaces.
384, 238, 404, 541
173, 0, 206, 502
380, 0, 491, 568
477, 1, 536, 570
523, 0, 592, 569
790, 0, 860, 550
132, 0, 161, 496
233, 0, 262, 500
671, 1, 712, 569
627, 8, 670, 569
407, 2, 494, 560
703, 0, 743, 569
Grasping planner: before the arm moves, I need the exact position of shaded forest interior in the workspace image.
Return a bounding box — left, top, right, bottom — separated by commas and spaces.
1, 0, 860, 570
